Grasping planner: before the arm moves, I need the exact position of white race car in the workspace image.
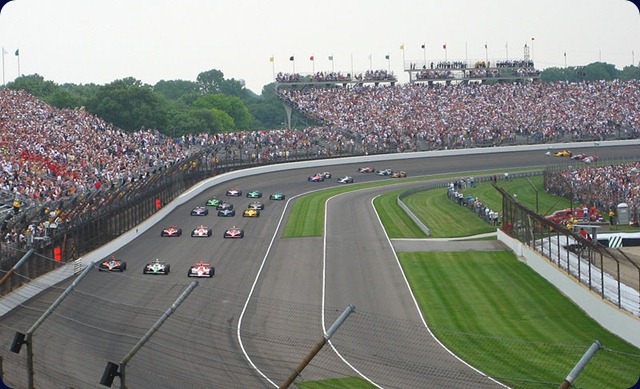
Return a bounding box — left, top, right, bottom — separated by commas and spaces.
226, 188, 242, 196
337, 176, 354, 184
191, 225, 212, 237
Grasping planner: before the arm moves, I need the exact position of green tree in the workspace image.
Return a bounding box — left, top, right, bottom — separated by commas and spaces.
196, 69, 226, 94
7, 74, 58, 99
620, 65, 640, 80
153, 79, 198, 100
87, 77, 167, 132
193, 94, 253, 130
43, 88, 81, 109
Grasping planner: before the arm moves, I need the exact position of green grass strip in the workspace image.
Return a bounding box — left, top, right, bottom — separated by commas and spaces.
399, 251, 640, 388
297, 377, 376, 389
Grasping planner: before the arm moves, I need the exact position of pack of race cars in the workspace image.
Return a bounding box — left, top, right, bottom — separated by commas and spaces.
105, 173, 409, 277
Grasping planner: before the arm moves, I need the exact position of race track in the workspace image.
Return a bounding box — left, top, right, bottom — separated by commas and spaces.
1, 144, 637, 388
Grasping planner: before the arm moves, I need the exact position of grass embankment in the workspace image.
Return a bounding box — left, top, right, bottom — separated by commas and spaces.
289, 175, 640, 388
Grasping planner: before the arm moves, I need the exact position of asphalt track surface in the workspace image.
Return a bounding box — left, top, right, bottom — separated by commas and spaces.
1, 145, 638, 388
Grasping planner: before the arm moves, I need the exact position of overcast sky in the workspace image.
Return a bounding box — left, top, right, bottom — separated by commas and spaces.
0, 0, 638, 94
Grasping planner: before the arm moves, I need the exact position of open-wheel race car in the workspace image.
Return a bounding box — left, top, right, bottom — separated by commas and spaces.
191, 206, 209, 216
223, 226, 244, 239
191, 225, 212, 237
206, 197, 221, 207
243, 208, 260, 217
248, 201, 264, 210
269, 192, 285, 200
161, 226, 182, 237
358, 166, 375, 173
187, 261, 215, 277
98, 257, 127, 272
246, 190, 262, 198
143, 259, 170, 275
308, 173, 325, 182
337, 176, 354, 184
217, 208, 236, 217
226, 188, 242, 197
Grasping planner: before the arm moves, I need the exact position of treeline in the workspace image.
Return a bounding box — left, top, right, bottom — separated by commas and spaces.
3, 62, 639, 137
3, 69, 304, 137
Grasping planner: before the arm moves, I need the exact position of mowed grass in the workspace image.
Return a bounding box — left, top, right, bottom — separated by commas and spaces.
298, 377, 376, 389
401, 188, 496, 238
399, 251, 640, 388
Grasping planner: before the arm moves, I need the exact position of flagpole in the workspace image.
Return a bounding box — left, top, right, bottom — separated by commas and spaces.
422, 44, 426, 69
369, 53, 372, 70
2, 47, 5, 86
271, 55, 275, 80
485, 43, 488, 66
15, 49, 20, 78
350, 53, 353, 77
531, 37, 535, 62
505, 41, 508, 60
465, 42, 468, 67
330, 54, 334, 72
311, 54, 315, 74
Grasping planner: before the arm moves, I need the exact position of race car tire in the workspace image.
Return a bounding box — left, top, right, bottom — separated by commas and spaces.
207, 230, 212, 237
166, 265, 170, 274
209, 267, 215, 277
178, 229, 182, 236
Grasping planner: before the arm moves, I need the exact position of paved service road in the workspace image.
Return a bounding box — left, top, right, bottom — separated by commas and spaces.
1, 144, 637, 388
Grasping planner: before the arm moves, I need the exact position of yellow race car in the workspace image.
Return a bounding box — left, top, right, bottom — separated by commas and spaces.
554, 149, 572, 157
242, 208, 260, 217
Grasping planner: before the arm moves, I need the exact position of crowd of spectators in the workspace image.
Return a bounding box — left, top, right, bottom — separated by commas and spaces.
276, 70, 397, 84
0, 89, 193, 205
416, 69, 454, 80
277, 79, 640, 155
496, 59, 535, 68
468, 69, 501, 78
431, 61, 467, 69
547, 162, 640, 224
448, 178, 500, 225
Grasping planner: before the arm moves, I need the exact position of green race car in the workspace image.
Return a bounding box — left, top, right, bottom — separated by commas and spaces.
246, 190, 262, 198
269, 191, 285, 200
206, 197, 221, 207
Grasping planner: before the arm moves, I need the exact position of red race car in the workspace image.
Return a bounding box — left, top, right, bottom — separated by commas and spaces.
358, 166, 375, 173
98, 257, 127, 272
161, 226, 182, 237
223, 226, 244, 239
187, 261, 215, 277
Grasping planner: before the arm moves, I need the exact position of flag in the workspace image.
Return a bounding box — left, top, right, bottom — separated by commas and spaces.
15, 49, 19, 56
421, 44, 425, 49
385, 54, 389, 60
564, 52, 566, 57
442, 44, 446, 49
328, 55, 333, 61
531, 37, 535, 41
309, 55, 314, 61
269, 56, 274, 62
400, 44, 404, 50
484, 43, 487, 49
289, 56, 294, 61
